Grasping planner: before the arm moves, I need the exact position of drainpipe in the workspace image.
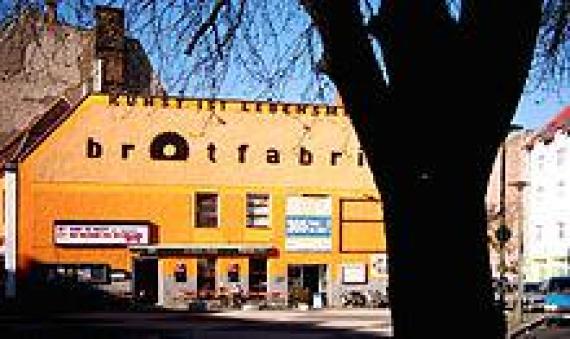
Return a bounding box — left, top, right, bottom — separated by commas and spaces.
4, 162, 18, 298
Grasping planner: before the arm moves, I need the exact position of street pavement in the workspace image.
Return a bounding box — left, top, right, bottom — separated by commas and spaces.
507, 310, 544, 332
510, 315, 570, 338
1, 305, 564, 338
0, 308, 393, 339
521, 328, 570, 339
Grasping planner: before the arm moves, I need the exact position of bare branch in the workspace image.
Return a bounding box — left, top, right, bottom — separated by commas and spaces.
185, 0, 228, 56
217, 0, 246, 53
530, 0, 570, 91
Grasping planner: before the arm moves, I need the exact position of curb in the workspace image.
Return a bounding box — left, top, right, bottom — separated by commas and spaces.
508, 315, 545, 338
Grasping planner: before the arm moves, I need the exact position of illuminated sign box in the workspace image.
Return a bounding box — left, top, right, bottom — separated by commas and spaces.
54, 222, 150, 246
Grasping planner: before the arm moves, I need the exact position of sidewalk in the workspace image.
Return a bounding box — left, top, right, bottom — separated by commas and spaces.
507, 311, 544, 338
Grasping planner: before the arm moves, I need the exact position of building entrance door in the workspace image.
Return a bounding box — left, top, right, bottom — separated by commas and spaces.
249, 257, 267, 300
197, 257, 216, 299
133, 257, 158, 304
288, 264, 327, 307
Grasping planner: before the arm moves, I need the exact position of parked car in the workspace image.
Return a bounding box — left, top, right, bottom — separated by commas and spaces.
522, 282, 544, 312
541, 276, 570, 317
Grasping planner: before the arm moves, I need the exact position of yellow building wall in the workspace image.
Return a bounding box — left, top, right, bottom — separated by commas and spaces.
27, 96, 374, 188
21, 182, 382, 272
16, 95, 385, 280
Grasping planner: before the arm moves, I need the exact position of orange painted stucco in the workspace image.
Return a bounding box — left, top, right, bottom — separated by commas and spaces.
15, 94, 386, 283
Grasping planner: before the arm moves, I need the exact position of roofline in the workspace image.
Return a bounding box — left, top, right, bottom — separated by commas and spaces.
102, 92, 345, 113
525, 106, 570, 149
1, 91, 347, 167
0, 95, 82, 165
104, 91, 344, 107
15, 95, 87, 162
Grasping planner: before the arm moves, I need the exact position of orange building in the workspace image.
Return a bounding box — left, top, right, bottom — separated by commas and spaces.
1, 94, 387, 308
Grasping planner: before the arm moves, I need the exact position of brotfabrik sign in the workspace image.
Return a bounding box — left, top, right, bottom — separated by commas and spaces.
86, 132, 366, 167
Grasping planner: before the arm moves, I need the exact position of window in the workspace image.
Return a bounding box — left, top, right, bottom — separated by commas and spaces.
195, 193, 218, 227
557, 181, 565, 197
536, 186, 545, 201
227, 263, 240, 283
558, 222, 566, 240
40, 263, 110, 284
246, 193, 270, 228
89, 265, 109, 283
556, 148, 566, 167
538, 154, 545, 170
174, 262, 187, 283
536, 225, 543, 242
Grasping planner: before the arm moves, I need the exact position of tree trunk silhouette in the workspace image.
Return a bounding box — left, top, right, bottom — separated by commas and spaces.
302, 1, 542, 337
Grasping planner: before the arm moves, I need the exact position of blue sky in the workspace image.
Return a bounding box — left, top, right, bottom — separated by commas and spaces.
513, 86, 569, 130
49, 0, 568, 131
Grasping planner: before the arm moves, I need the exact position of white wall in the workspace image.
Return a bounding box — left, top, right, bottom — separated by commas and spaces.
526, 129, 570, 281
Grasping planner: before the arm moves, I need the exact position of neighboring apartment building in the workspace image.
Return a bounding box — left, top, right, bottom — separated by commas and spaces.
486, 130, 532, 282
525, 106, 570, 282
1, 94, 388, 308
0, 2, 160, 145
0, 3, 161, 255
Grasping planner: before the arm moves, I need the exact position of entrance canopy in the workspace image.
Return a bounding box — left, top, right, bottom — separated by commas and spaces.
129, 243, 275, 256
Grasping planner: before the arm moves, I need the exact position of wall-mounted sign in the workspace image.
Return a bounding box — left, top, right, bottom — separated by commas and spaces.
370, 253, 388, 278
86, 136, 366, 166
285, 196, 332, 252
341, 263, 367, 284
129, 246, 274, 257
54, 223, 149, 246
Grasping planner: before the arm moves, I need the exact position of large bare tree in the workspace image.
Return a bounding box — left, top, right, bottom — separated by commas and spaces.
1, 0, 568, 337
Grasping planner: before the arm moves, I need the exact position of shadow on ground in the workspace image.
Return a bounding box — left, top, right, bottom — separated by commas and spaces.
1, 277, 149, 314
0, 312, 391, 339
0, 278, 390, 338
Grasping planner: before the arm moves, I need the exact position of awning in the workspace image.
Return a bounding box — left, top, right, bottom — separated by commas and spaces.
129, 243, 276, 256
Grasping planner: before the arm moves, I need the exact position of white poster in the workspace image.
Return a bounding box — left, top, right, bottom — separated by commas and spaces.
285, 196, 332, 252
342, 263, 367, 284
54, 223, 149, 245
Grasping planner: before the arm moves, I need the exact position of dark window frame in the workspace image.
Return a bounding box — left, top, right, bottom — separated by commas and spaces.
195, 192, 219, 228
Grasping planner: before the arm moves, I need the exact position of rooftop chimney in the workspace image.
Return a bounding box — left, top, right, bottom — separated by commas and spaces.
45, 0, 57, 27
95, 6, 125, 93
